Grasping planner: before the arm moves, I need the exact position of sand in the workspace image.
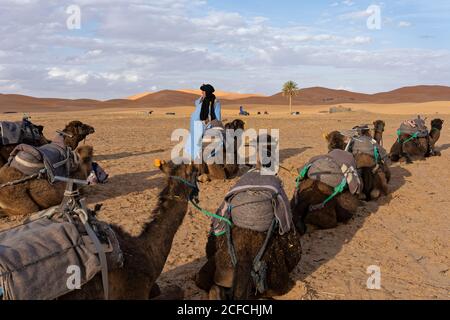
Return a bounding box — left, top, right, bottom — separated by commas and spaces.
0, 104, 448, 300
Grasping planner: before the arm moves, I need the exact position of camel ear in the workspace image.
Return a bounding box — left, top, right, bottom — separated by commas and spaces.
155, 159, 172, 175
323, 133, 328, 140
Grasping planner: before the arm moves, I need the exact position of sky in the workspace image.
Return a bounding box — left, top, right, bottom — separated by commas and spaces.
0, 0, 449, 99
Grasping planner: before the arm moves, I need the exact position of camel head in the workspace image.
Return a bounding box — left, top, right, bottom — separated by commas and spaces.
373, 120, 386, 133
431, 118, 444, 131
325, 131, 346, 152
225, 119, 245, 131
75, 145, 94, 179
154, 159, 199, 201
62, 121, 95, 149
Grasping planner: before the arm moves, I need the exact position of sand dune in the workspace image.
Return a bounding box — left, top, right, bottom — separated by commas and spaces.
2, 85, 450, 113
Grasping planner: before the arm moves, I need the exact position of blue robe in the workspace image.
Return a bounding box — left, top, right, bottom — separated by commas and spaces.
184, 98, 221, 161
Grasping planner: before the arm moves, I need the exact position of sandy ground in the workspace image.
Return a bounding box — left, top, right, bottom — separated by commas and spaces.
0, 103, 449, 300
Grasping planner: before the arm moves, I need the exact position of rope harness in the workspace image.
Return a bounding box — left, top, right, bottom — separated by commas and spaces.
295, 163, 348, 212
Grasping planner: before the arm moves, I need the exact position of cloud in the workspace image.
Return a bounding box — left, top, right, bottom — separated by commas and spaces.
398, 21, 412, 28
0, 0, 448, 98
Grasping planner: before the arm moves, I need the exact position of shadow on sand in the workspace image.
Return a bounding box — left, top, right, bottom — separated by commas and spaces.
88, 170, 164, 202
436, 143, 450, 153
291, 165, 412, 295
280, 147, 312, 163
96, 149, 168, 161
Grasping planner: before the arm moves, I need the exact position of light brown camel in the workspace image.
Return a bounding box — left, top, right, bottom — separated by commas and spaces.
390, 118, 444, 163
0, 122, 50, 167
199, 119, 245, 181
60, 160, 199, 299
0, 121, 95, 216
195, 134, 302, 300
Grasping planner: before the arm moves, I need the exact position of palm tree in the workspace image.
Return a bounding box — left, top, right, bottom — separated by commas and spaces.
282, 81, 299, 114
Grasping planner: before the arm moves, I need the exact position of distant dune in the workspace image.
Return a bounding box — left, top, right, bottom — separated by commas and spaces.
1, 85, 450, 113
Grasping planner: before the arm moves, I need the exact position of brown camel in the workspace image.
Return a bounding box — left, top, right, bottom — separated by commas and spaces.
60, 160, 199, 299
196, 134, 302, 300
199, 119, 245, 181
390, 118, 444, 163
373, 120, 385, 145
291, 133, 361, 230
330, 127, 390, 201
0, 121, 95, 216
0, 123, 50, 167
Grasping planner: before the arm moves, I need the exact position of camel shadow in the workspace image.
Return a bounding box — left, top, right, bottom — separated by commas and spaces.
158, 257, 208, 300
95, 149, 168, 161
291, 165, 412, 295
436, 143, 450, 153
87, 170, 164, 202
280, 147, 312, 162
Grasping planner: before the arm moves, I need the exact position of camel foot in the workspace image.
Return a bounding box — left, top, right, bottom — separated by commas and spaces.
151, 285, 184, 300
209, 285, 226, 300
198, 174, 210, 183
149, 283, 161, 299
370, 189, 381, 200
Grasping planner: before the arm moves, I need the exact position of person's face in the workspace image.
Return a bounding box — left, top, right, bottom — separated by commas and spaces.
201, 91, 206, 98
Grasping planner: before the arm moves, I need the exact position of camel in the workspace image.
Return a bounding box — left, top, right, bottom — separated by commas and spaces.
0, 122, 50, 167
199, 119, 245, 181
291, 132, 362, 230
0, 121, 95, 216
195, 134, 302, 300
61, 160, 199, 299
373, 120, 385, 145
328, 127, 390, 201
390, 118, 444, 163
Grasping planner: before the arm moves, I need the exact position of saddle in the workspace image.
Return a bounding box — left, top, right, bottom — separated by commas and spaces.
212, 170, 292, 236
348, 135, 388, 167
0, 203, 123, 300
202, 120, 226, 162
7, 134, 76, 183
301, 149, 362, 195
398, 117, 429, 140
0, 120, 42, 146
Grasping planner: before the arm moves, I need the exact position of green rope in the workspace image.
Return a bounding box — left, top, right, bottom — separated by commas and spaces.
397, 130, 419, 144
296, 164, 312, 189
190, 200, 232, 237
374, 145, 380, 163
322, 177, 347, 206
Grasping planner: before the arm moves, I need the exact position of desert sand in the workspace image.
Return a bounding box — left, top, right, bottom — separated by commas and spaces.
0, 103, 449, 300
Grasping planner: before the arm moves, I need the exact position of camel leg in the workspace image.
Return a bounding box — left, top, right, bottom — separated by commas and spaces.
305, 205, 338, 229
336, 193, 359, 223
195, 258, 217, 291
209, 285, 226, 300
150, 285, 184, 300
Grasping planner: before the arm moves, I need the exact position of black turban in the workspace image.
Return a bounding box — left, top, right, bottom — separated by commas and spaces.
200, 84, 216, 121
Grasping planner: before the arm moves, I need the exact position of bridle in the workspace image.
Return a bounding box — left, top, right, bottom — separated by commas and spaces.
168, 174, 200, 203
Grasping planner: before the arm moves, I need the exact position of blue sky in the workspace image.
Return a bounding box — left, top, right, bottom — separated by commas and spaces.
0, 0, 449, 99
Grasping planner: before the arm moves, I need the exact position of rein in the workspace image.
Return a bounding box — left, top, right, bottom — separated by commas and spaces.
168, 175, 232, 233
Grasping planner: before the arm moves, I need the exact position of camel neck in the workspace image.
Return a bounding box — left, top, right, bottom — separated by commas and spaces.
374, 130, 383, 144
139, 187, 190, 276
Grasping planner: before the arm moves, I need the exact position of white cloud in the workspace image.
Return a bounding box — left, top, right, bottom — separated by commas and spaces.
398, 21, 412, 28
